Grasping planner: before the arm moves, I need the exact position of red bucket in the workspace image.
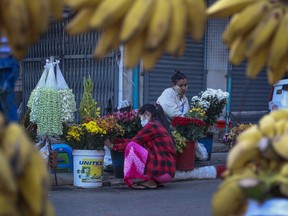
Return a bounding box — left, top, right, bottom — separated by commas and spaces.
176, 141, 196, 171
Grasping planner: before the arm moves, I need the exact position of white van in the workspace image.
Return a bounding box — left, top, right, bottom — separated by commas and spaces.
269, 79, 288, 111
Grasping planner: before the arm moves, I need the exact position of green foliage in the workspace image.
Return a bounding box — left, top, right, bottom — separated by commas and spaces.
79, 77, 100, 121
172, 131, 187, 153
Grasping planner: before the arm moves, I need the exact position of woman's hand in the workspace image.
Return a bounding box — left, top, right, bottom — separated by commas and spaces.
104, 138, 114, 150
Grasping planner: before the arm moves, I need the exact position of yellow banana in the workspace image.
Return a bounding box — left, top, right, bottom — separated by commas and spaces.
222, 0, 273, 45
270, 109, 288, 121
280, 163, 288, 178
184, 0, 207, 41
0, 113, 5, 138
269, 12, 288, 71
259, 114, 276, 138
45, 201, 56, 216
227, 140, 260, 171
0, 150, 17, 195
175, 36, 186, 57
145, 0, 172, 50
24, 0, 48, 43
279, 183, 288, 197
89, 0, 133, 29
284, 121, 288, 134
50, 0, 64, 20
17, 149, 50, 216
212, 177, 247, 216
66, 8, 95, 35
258, 137, 283, 161
94, 23, 121, 59
246, 44, 269, 79
120, 0, 155, 43
1, 0, 30, 58
18, 198, 55, 216
165, 0, 187, 55
275, 119, 287, 136
272, 133, 288, 160
124, 33, 145, 69
65, 0, 102, 9
1, 123, 33, 176
228, 34, 249, 65
207, 0, 264, 18
236, 124, 263, 144
246, 7, 284, 57
142, 44, 164, 71
267, 55, 288, 85
0, 190, 18, 216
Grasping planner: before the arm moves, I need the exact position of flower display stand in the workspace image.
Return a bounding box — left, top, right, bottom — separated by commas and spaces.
72, 150, 105, 188
176, 141, 196, 171
198, 133, 214, 161
110, 150, 124, 178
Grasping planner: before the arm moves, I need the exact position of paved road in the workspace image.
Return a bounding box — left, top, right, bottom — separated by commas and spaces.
49, 179, 221, 216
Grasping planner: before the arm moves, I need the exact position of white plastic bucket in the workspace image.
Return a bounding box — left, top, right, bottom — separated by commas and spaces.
72, 150, 105, 188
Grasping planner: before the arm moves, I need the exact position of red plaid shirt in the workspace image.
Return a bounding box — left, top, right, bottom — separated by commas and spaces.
113, 120, 176, 178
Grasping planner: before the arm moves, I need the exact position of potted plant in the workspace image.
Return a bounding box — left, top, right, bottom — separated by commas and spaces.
65, 115, 124, 187
109, 108, 142, 178
64, 77, 124, 188
171, 116, 206, 170
190, 88, 229, 160
223, 123, 253, 149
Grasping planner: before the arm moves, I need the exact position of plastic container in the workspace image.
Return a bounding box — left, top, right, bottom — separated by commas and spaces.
198, 133, 213, 161
72, 150, 105, 188
110, 150, 124, 178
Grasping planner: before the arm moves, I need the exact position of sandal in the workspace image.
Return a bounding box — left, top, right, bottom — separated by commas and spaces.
132, 181, 157, 189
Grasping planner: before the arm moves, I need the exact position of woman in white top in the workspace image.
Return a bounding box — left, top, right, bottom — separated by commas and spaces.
157, 70, 190, 122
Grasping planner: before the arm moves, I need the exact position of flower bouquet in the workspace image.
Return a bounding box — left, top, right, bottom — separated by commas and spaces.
191, 88, 229, 133
65, 116, 124, 151
171, 116, 206, 153
111, 109, 141, 139
223, 123, 253, 148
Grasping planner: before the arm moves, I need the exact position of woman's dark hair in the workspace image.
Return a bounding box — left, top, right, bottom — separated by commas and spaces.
138, 103, 171, 133
171, 70, 187, 84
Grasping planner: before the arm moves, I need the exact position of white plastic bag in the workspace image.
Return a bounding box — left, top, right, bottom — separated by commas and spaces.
36, 64, 49, 88
196, 142, 208, 160
39, 141, 50, 163
44, 63, 58, 89
56, 61, 69, 89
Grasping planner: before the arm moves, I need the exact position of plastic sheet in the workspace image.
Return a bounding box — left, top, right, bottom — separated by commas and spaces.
196, 142, 208, 160
174, 166, 217, 180
245, 198, 288, 216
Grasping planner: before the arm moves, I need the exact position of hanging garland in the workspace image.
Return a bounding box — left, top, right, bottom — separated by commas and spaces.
27, 59, 76, 136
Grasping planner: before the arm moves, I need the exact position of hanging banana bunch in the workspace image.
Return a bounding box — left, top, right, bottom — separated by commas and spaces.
207, 0, 288, 84
0, 113, 55, 216
212, 109, 288, 216
0, 0, 65, 59
65, 0, 207, 70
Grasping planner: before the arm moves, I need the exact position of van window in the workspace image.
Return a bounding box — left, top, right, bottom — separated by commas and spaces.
282, 85, 288, 91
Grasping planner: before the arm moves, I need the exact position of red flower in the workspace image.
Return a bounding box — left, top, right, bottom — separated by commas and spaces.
172, 116, 206, 142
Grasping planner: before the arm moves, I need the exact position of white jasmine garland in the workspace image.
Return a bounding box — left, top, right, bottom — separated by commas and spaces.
59, 89, 77, 122
37, 88, 63, 136
28, 88, 41, 123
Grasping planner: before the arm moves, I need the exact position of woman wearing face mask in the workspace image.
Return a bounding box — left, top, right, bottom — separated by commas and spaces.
104, 103, 176, 189
156, 70, 189, 122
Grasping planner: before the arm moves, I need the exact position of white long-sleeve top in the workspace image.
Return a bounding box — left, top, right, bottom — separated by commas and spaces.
156, 87, 190, 121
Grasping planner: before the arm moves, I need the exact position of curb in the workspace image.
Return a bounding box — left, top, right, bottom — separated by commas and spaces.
50, 164, 226, 188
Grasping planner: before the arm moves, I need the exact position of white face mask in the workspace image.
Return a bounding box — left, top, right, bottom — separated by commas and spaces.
140, 116, 149, 127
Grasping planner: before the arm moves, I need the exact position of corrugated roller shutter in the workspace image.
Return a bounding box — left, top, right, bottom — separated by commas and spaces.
230, 62, 270, 124
22, 20, 119, 122
144, 36, 205, 104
